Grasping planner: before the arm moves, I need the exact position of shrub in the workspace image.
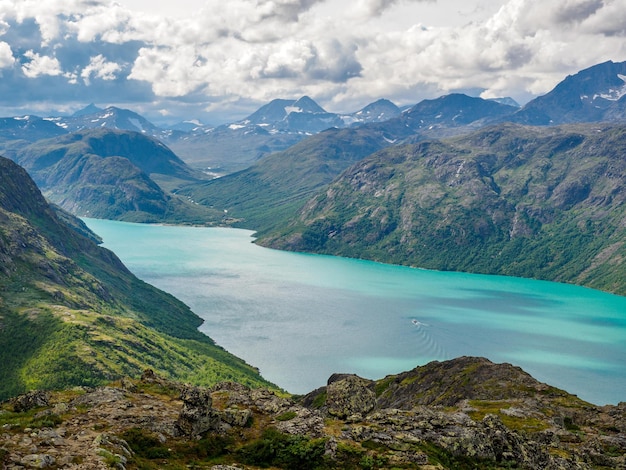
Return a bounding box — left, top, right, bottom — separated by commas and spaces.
120, 427, 170, 459
237, 428, 326, 469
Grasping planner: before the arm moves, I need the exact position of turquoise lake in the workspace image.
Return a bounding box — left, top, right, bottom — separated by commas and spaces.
83, 218, 626, 405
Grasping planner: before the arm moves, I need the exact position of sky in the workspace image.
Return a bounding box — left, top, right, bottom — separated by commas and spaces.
0, 0, 625, 125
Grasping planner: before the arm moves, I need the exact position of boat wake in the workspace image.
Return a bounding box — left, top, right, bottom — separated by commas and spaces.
411, 318, 448, 359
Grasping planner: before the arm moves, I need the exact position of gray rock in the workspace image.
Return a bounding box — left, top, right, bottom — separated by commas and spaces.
175, 385, 220, 437
326, 374, 376, 419
19, 454, 55, 468
275, 408, 325, 437
10, 391, 50, 412
218, 408, 252, 427
71, 387, 126, 407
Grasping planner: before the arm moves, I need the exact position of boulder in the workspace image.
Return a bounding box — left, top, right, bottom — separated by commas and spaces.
175, 385, 220, 437
326, 374, 376, 420
10, 390, 50, 412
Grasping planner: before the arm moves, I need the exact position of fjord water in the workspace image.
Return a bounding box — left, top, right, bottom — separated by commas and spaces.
84, 219, 626, 405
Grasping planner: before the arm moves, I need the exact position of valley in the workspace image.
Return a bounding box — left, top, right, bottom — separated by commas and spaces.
1, 59, 626, 469
83, 217, 626, 406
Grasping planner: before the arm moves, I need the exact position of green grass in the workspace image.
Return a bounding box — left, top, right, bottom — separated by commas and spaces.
0, 160, 275, 400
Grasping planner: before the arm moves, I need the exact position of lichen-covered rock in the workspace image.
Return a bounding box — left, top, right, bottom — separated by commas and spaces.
218, 408, 252, 427
175, 385, 219, 437
93, 433, 133, 470
325, 374, 376, 419
10, 390, 50, 412
19, 453, 56, 468
275, 407, 325, 437
71, 387, 127, 408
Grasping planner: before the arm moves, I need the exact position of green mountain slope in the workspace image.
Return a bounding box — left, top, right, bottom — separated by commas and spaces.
0, 156, 273, 400
180, 126, 394, 233
8, 129, 222, 223
259, 123, 626, 295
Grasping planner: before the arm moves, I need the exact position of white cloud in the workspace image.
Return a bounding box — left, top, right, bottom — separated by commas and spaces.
578, 0, 626, 36
338, 0, 626, 106
0, 41, 14, 68
353, 0, 435, 18
129, 45, 208, 96
81, 54, 122, 84
1, 0, 626, 120
1, 0, 88, 45
69, 3, 135, 43
22, 50, 64, 78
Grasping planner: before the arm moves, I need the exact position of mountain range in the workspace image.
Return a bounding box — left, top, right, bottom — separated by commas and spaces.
1, 60, 624, 178
2, 60, 625, 292
258, 122, 626, 295
178, 62, 624, 229
1, 58, 626, 469
0, 96, 404, 174
3, 128, 223, 223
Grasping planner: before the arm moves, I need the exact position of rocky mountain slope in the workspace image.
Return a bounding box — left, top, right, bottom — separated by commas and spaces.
399, 93, 518, 135
0, 157, 273, 401
1, 357, 624, 469
5, 129, 221, 223
259, 122, 626, 295
512, 60, 626, 125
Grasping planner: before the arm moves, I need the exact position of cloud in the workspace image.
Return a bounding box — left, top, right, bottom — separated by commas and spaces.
0, 0, 625, 123
129, 45, 208, 96
21, 50, 65, 78
354, 0, 435, 18
552, 0, 603, 24
578, 0, 626, 36
81, 54, 122, 84
343, 0, 626, 106
0, 41, 14, 68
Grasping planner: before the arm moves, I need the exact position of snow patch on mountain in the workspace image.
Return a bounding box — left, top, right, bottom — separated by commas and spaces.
284, 106, 303, 115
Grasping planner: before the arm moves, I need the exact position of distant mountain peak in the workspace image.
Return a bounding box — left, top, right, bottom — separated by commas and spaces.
341, 99, 401, 126
487, 97, 520, 108
290, 96, 327, 114
513, 59, 626, 124
72, 103, 103, 117
402, 93, 517, 129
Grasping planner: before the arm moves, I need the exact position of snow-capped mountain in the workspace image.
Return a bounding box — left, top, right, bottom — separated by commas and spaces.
0, 116, 67, 142
513, 60, 626, 124
225, 96, 402, 135
50, 105, 165, 136
340, 99, 401, 126
230, 96, 343, 134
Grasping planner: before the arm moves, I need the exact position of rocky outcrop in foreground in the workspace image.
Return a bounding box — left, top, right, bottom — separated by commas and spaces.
1, 357, 625, 469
